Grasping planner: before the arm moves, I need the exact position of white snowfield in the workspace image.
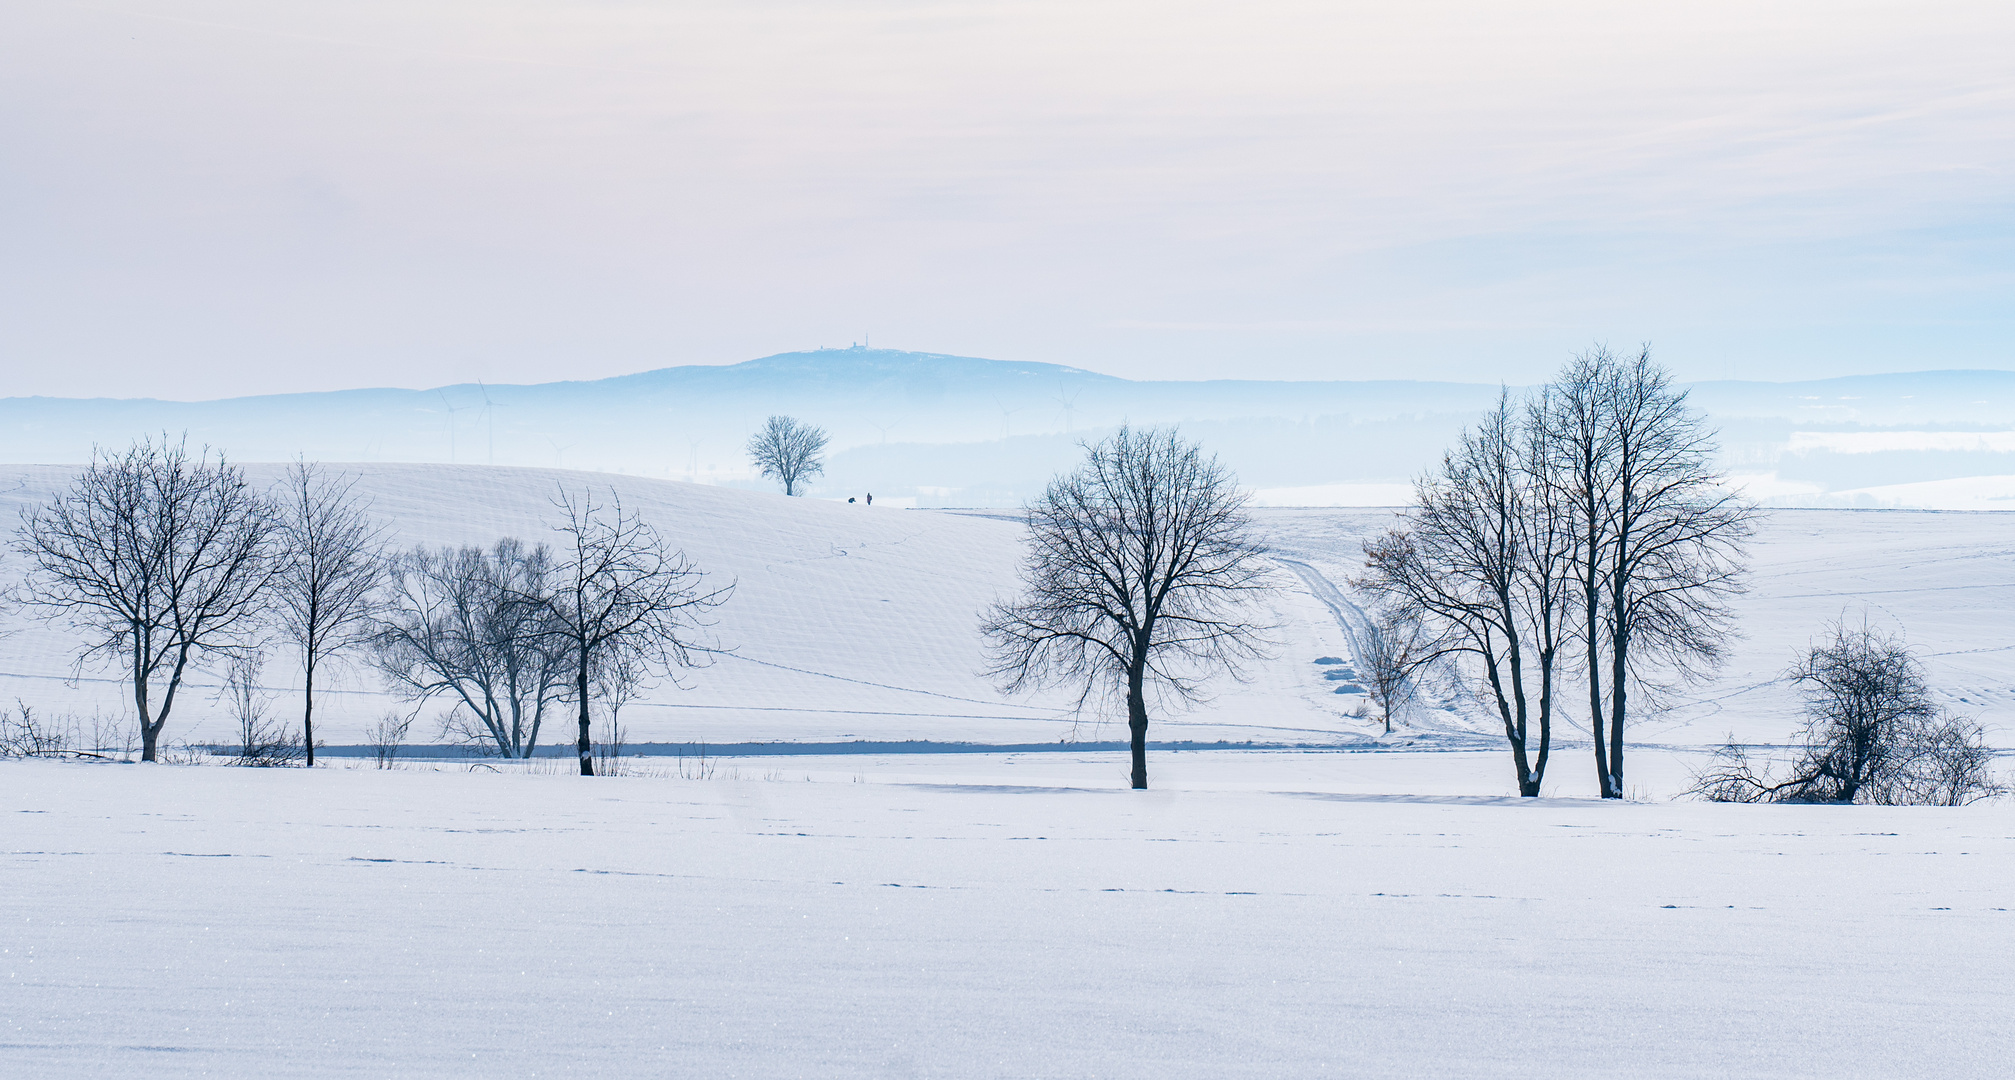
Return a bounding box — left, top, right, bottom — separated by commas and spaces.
2, 759, 2010, 1078
1, 463, 2011, 781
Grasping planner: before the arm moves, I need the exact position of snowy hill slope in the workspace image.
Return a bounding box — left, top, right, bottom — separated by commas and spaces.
0, 464, 2009, 751
0, 464, 1358, 749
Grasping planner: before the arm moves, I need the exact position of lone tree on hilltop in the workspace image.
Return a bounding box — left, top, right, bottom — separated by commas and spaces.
14, 437, 278, 761
746, 415, 829, 496
982, 426, 1272, 789
273, 461, 388, 767
545, 487, 731, 776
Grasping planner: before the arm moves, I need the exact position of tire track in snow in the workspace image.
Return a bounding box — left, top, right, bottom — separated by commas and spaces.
1273, 557, 1371, 644
1272, 557, 1499, 741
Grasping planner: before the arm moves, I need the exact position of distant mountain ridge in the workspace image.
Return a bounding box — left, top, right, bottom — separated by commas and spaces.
5, 348, 2015, 508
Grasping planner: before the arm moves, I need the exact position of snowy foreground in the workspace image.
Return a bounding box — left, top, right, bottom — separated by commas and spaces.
6, 754, 2011, 1078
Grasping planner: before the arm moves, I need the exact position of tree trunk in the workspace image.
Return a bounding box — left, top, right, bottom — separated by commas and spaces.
133, 642, 157, 763
1484, 658, 1535, 795
1605, 613, 1629, 800
303, 655, 316, 768
1586, 585, 1610, 799
1528, 647, 1554, 798
1126, 666, 1149, 790
576, 641, 594, 776
1505, 618, 1538, 798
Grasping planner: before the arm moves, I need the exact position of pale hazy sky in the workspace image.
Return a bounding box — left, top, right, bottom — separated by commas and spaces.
4, 1, 2012, 399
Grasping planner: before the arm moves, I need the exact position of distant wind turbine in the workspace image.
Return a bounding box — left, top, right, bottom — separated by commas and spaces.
476, 381, 496, 465
990, 394, 1026, 439
436, 390, 461, 463
1052, 383, 1081, 433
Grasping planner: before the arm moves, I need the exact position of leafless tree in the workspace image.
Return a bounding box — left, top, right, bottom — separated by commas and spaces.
1359, 394, 1569, 796
372, 539, 569, 758
1786, 622, 1933, 803
13, 437, 279, 761
221, 648, 300, 766
746, 415, 829, 496
1541, 347, 1754, 798
273, 461, 388, 767
1352, 609, 1424, 736
545, 487, 730, 776
1899, 714, 2004, 806
1536, 351, 1620, 795
592, 647, 645, 776
1691, 622, 2005, 805
365, 710, 415, 769
1, 701, 72, 758
982, 427, 1272, 789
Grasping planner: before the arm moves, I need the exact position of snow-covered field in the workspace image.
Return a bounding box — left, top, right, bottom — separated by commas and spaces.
3, 463, 2012, 782
4, 756, 2010, 1078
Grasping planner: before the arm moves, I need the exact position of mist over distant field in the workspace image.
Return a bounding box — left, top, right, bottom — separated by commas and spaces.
5, 348, 2015, 509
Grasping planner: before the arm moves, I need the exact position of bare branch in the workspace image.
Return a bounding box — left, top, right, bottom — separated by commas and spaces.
272, 460, 390, 765
544, 486, 733, 775
11, 436, 279, 761
981, 426, 1273, 789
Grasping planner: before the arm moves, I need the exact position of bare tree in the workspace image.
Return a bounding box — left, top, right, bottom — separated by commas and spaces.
1901, 714, 2004, 806
1785, 622, 1931, 803
0, 701, 74, 758
365, 710, 415, 769
13, 437, 278, 761
746, 415, 829, 496
545, 487, 730, 776
1543, 347, 1754, 798
982, 427, 1272, 789
273, 461, 388, 767
222, 648, 300, 766
1535, 351, 1621, 796
1692, 621, 2005, 805
592, 647, 645, 776
1352, 609, 1423, 736
1359, 394, 1569, 796
372, 539, 569, 758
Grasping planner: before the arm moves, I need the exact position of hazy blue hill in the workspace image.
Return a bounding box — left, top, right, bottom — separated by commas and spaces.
0, 347, 1505, 469
4, 348, 2012, 506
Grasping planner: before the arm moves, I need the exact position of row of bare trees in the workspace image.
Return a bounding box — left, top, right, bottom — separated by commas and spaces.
11, 437, 728, 771
977, 364, 1999, 802
1358, 347, 1755, 797
374, 495, 726, 772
